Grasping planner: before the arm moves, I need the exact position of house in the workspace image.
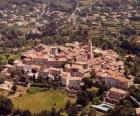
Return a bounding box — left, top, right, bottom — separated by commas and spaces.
104, 88, 127, 104
95, 70, 131, 90
0, 68, 11, 78
60, 72, 82, 89
60, 61, 90, 89
0, 81, 13, 91
3, 41, 132, 91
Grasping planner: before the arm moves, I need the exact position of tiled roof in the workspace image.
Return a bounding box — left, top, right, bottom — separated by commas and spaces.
109, 87, 127, 95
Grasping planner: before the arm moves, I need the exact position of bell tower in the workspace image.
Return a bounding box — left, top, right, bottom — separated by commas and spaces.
88, 37, 93, 60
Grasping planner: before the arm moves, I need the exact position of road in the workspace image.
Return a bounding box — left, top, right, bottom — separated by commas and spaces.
69, 0, 79, 19
130, 96, 140, 106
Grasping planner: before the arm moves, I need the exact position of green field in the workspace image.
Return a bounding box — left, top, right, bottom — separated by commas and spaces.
12, 90, 67, 113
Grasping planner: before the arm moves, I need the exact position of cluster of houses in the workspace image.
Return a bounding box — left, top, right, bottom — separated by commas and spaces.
76, 0, 140, 29
92, 48, 133, 90
0, 2, 68, 28
4, 40, 93, 88
2, 0, 140, 34
0, 40, 135, 108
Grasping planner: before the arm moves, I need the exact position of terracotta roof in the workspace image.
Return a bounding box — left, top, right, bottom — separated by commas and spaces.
20, 42, 128, 86
71, 64, 83, 69
96, 70, 129, 83
109, 87, 127, 95
23, 49, 44, 59
69, 76, 82, 81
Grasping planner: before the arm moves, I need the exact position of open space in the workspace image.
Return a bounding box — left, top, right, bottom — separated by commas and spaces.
12, 90, 68, 113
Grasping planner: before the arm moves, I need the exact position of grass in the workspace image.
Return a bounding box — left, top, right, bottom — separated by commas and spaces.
80, 102, 105, 116
87, 87, 99, 93
12, 90, 67, 113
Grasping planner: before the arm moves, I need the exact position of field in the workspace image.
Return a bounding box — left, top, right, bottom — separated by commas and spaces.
12, 89, 68, 113
87, 87, 99, 93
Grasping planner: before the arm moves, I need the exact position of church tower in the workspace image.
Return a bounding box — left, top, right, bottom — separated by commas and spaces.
88, 37, 93, 60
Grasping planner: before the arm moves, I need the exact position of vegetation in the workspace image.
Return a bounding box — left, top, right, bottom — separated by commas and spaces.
0, 96, 13, 115
129, 86, 140, 102
26, 87, 48, 94
107, 99, 136, 116
0, 0, 140, 115
12, 90, 67, 113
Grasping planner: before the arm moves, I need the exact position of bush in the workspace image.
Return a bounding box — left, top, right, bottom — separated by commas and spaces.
0, 96, 13, 115
30, 83, 50, 88
77, 91, 89, 107
0, 77, 4, 84
26, 87, 48, 94
8, 58, 14, 65
134, 76, 140, 84
94, 53, 102, 58
92, 97, 102, 105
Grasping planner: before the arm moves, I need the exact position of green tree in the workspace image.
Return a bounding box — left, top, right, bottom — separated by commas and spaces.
21, 110, 32, 116
5, 54, 10, 60
0, 77, 4, 84
0, 96, 13, 115
82, 77, 93, 89
8, 58, 14, 65
77, 91, 89, 107
11, 84, 17, 93
65, 100, 71, 110
67, 104, 79, 116
107, 105, 136, 116
92, 97, 102, 105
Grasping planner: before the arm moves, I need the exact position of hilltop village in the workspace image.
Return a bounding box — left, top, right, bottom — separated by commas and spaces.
1, 0, 140, 115
0, 39, 137, 113
3, 40, 132, 89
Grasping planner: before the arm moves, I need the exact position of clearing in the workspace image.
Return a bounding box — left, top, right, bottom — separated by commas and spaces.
12, 89, 68, 113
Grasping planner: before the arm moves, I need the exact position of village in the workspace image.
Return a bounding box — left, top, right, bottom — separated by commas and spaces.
0, 1, 69, 27
0, 37, 139, 114
1, 0, 140, 26
0, 0, 140, 115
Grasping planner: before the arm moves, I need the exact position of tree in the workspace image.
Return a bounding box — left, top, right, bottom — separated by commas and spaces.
134, 76, 140, 84
50, 107, 58, 116
8, 58, 14, 65
13, 109, 32, 116
97, 82, 109, 96
0, 65, 5, 72
129, 86, 140, 102
0, 77, 4, 84
21, 110, 32, 116
65, 100, 71, 110
0, 56, 6, 64
107, 104, 136, 116
35, 110, 50, 116
67, 104, 79, 116
0, 96, 13, 115
82, 77, 93, 89
92, 97, 102, 105
77, 91, 89, 107
11, 84, 17, 93
5, 54, 10, 60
